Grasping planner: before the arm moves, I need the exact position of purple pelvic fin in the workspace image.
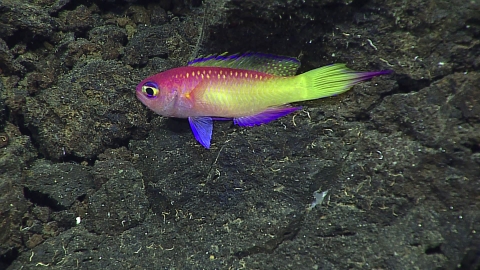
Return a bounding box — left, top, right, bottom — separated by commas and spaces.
189, 117, 213, 148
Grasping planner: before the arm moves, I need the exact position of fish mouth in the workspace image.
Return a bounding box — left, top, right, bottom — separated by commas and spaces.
135, 87, 146, 102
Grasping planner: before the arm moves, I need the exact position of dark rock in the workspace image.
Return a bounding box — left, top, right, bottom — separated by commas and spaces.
0, 79, 4, 129
0, 38, 25, 75
48, 0, 73, 14
88, 25, 127, 60
24, 159, 95, 209
0, 132, 36, 264
147, 3, 169, 26
126, 5, 151, 25
84, 160, 148, 234
23, 59, 148, 160
122, 25, 170, 66
7, 227, 108, 269
0, 0, 57, 39
371, 72, 480, 153
64, 38, 100, 67
57, 5, 94, 33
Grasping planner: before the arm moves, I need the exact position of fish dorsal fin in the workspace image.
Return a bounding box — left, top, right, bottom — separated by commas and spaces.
187, 52, 301, 76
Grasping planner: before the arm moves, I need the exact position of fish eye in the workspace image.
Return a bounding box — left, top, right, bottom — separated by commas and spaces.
141, 82, 159, 99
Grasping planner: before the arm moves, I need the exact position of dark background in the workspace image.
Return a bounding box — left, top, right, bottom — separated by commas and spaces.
1, 0, 479, 269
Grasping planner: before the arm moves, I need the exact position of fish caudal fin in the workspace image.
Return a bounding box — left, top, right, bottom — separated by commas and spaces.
298, 64, 392, 101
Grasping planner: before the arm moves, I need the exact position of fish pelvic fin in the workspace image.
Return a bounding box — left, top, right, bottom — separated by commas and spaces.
189, 117, 213, 149
297, 64, 392, 101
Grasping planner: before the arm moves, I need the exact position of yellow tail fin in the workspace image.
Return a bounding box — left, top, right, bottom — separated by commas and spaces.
298, 64, 391, 101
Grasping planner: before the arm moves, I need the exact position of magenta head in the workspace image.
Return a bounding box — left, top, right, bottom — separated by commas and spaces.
136, 72, 178, 117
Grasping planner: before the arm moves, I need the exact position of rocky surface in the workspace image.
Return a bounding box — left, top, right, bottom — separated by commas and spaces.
0, 0, 479, 269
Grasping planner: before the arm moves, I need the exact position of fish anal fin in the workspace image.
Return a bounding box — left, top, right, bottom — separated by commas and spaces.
234, 106, 301, 127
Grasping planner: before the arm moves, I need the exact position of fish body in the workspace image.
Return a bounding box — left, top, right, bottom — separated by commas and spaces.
136, 53, 391, 148
137, 66, 297, 118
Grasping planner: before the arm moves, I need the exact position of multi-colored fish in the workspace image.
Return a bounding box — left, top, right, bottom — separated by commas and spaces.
136, 53, 391, 148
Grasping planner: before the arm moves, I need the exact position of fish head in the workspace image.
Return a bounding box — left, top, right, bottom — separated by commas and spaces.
136, 72, 178, 116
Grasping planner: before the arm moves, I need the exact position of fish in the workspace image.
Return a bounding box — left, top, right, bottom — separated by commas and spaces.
136, 53, 391, 148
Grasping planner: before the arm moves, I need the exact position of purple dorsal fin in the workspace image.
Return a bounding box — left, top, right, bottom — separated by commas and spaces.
188, 52, 301, 76
234, 106, 301, 127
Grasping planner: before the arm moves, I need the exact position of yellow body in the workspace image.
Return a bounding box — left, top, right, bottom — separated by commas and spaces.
197, 71, 300, 117
189, 64, 356, 118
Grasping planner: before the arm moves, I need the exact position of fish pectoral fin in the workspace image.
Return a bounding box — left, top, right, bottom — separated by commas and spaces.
233, 106, 302, 127
188, 117, 213, 149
